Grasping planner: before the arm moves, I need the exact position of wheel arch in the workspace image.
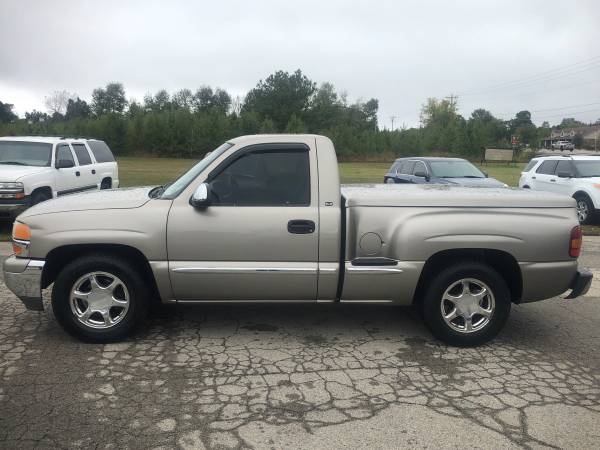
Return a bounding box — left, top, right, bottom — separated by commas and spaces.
30, 185, 53, 199
573, 190, 595, 207
414, 248, 522, 304
41, 243, 160, 302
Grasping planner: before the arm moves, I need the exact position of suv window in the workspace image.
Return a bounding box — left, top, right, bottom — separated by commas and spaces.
399, 161, 415, 174
56, 145, 75, 165
87, 140, 115, 163
555, 160, 573, 175
72, 143, 92, 165
536, 160, 558, 175
523, 160, 538, 172
412, 161, 427, 175
211, 149, 310, 206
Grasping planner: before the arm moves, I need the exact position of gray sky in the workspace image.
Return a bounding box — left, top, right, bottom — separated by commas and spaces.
1, 0, 599, 128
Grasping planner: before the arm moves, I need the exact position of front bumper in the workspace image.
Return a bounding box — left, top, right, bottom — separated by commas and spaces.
565, 268, 593, 299
0, 197, 30, 218
3, 255, 45, 311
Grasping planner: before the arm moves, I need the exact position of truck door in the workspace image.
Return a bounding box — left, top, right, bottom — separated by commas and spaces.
71, 143, 98, 191
166, 143, 319, 301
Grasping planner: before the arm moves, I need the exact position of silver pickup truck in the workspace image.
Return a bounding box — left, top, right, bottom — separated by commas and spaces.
3, 134, 592, 346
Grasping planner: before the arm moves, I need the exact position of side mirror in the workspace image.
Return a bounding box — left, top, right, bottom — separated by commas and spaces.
56, 159, 75, 169
482, 171, 489, 178
190, 183, 211, 208
414, 170, 429, 181
557, 171, 573, 178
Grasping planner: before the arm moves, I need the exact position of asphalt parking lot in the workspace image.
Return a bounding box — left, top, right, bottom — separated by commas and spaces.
1, 242, 599, 449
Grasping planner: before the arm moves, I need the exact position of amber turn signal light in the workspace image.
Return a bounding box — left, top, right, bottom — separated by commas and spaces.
569, 226, 582, 258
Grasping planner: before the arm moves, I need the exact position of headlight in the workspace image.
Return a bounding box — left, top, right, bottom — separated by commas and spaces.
0, 182, 23, 190
0, 182, 25, 199
12, 222, 31, 257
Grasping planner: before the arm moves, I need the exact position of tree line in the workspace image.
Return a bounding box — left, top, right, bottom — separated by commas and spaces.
0, 70, 596, 161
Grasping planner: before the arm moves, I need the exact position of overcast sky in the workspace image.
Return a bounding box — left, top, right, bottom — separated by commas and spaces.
1, 0, 599, 128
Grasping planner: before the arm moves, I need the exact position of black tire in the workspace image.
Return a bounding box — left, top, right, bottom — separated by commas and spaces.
574, 195, 594, 225
420, 261, 511, 347
30, 189, 52, 206
100, 178, 112, 189
51, 254, 148, 343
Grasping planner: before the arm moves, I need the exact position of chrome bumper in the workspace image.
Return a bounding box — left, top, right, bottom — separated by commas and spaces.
3, 256, 45, 311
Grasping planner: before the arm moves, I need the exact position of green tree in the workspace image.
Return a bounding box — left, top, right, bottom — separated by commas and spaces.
243, 69, 316, 130
65, 97, 90, 120
91, 82, 127, 116
0, 101, 17, 123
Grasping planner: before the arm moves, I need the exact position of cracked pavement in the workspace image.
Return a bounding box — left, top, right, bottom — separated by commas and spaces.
1, 241, 599, 449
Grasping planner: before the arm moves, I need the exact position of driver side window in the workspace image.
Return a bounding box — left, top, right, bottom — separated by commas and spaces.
210, 149, 310, 206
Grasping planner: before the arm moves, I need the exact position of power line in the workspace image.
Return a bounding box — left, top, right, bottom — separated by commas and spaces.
530, 102, 600, 113
459, 55, 600, 96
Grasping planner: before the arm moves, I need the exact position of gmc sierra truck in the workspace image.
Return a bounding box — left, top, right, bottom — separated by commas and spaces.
3, 134, 592, 346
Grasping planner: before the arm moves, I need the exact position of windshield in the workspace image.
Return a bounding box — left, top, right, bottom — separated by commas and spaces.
0, 141, 52, 167
573, 161, 600, 178
429, 160, 485, 178
160, 142, 234, 198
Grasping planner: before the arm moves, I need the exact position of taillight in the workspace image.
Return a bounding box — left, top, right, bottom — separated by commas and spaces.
569, 226, 582, 258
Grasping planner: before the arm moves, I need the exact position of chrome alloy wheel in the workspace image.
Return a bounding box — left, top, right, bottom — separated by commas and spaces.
69, 271, 130, 329
577, 200, 589, 222
440, 278, 495, 333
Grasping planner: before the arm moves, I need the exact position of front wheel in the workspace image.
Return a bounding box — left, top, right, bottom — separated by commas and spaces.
51, 254, 148, 342
420, 262, 511, 346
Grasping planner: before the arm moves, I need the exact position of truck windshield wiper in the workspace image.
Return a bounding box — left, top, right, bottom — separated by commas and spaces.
0, 161, 28, 166
461, 175, 484, 178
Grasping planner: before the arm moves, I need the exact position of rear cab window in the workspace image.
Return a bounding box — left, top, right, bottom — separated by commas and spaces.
536, 160, 558, 175
72, 143, 93, 165
87, 140, 115, 163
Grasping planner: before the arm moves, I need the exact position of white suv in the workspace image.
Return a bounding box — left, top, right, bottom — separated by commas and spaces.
551, 140, 575, 151
0, 136, 119, 219
519, 155, 600, 224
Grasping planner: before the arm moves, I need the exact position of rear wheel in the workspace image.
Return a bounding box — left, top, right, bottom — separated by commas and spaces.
100, 178, 112, 189
575, 195, 594, 224
420, 261, 511, 346
51, 254, 148, 342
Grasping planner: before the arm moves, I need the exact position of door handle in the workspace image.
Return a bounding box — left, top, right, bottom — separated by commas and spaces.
92, 169, 96, 174
531, 176, 536, 179
287, 220, 315, 234
75, 171, 80, 177
550, 179, 556, 182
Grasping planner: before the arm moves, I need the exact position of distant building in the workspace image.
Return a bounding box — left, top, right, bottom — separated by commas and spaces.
541, 124, 600, 150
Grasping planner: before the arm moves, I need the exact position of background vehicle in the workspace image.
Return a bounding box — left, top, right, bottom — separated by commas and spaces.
384, 157, 507, 187
551, 140, 575, 151
519, 155, 600, 224
4, 135, 590, 347
0, 136, 119, 219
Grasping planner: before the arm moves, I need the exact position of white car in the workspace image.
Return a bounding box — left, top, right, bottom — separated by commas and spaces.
519, 155, 600, 224
0, 136, 119, 219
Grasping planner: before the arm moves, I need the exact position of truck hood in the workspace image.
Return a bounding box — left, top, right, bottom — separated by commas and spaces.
0, 165, 49, 181
342, 184, 576, 208
19, 187, 155, 218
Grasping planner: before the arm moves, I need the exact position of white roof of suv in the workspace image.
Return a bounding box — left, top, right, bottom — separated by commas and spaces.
0, 136, 94, 144
532, 155, 600, 161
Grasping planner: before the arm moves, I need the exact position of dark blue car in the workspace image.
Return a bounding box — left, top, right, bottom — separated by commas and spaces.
384, 157, 507, 187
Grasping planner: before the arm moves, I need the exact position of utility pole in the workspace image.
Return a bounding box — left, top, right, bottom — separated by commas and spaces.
390, 116, 397, 131
445, 94, 459, 109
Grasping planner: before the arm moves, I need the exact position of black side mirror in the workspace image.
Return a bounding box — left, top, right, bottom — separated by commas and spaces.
190, 183, 211, 208
414, 170, 429, 181
557, 171, 573, 178
482, 171, 489, 178
56, 159, 75, 169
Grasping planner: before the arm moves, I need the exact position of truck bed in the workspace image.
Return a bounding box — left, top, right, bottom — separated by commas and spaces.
341, 184, 575, 208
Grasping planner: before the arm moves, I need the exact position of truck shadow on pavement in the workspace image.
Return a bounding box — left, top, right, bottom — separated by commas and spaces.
1, 298, 599, 449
